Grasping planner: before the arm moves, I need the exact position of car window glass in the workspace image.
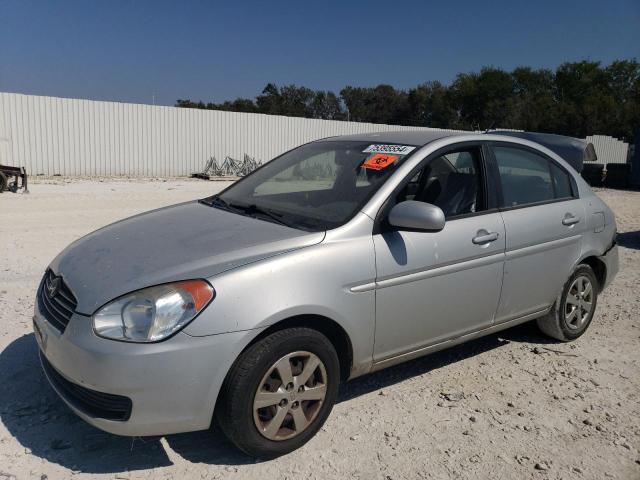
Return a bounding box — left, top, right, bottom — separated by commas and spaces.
399, 149, 484, 218
219, 141, 416, 231
255, 151, 337, 195
549, 162, 573, 198
494, 147, 555, 207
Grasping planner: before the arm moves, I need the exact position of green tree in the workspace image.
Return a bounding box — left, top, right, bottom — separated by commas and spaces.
310, 91, 345, 120
255, 83, 283, 115
449, 67, 514, 130
554, 60, 615, 138
215, 98, 259, 113
340, 85, 408, 124
175, 59, 640, 142
279, 85, 315, 117
507, 67, 556, 132
176, 99, 206, 109
407, 81, 456, 128
605, 59, 640, 140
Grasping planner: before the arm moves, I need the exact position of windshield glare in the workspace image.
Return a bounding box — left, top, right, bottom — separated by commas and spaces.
216, 141, 416, 231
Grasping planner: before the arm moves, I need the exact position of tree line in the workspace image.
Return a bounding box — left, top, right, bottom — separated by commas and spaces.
176, 60, 640, 142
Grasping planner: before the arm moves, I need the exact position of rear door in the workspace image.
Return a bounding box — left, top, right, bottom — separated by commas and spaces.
489, 143, 585, 323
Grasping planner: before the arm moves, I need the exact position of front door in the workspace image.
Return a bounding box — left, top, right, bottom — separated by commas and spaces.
372, 146, 505, 362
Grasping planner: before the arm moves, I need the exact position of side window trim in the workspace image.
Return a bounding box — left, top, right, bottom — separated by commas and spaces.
498, 196, 576, 212
487, 141, 580, 211
373, 141, 494, 234
482, 143, 502, 209
547, 159, 558, 199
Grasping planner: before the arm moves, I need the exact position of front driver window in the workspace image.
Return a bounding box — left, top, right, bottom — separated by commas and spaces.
398, 149, 484, 218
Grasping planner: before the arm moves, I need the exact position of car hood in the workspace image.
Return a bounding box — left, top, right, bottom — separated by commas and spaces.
49, 201, 325, 315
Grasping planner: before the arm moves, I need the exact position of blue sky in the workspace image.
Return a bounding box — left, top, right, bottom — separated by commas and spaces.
1, 0, 639, 106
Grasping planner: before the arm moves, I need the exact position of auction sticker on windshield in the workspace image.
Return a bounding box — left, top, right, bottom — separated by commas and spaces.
362, 153, 399, 171
363, 144, 416, 155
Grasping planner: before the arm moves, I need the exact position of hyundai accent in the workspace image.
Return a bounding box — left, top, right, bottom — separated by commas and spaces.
33, 131, 619, 458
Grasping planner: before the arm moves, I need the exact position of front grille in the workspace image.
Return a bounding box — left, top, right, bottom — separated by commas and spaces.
37, 269, 77, 333
40, 353, 133, 421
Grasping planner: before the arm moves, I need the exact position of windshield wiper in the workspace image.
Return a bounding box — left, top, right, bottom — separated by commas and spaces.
228, 202, 296, 228
200, 195, 235, 211
201, 196, 297, 228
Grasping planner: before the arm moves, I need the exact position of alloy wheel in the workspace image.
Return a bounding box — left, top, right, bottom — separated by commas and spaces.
252, 351, 328, 441
564, 275, 594, 330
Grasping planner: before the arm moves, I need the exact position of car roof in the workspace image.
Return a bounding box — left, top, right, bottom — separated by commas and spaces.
317, 130, 473, 146
317, 129, 588, 173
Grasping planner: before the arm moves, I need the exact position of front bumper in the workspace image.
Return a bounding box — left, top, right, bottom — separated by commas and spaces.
33, 301, 260, 436
598, 241, 619, 290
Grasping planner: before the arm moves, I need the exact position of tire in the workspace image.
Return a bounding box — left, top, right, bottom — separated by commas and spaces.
536, 264, 599, 341
216, 327, 340, 459
0, 172, 7, 193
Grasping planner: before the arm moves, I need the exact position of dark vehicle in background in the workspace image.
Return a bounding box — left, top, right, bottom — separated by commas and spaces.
0, 164, 28, 193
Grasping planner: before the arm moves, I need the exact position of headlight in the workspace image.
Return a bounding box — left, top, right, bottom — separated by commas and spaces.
93, 280, 214, 342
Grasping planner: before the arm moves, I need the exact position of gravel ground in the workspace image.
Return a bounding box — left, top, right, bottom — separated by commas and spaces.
0, 179, 639, 480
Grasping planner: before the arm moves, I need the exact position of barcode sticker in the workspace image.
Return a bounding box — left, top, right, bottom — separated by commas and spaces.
363, 144, 416, 155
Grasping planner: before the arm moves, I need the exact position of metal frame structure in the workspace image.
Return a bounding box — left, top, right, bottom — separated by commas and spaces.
191, 154, 263, 179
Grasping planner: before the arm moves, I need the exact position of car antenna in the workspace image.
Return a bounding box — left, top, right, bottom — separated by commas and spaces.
484, 121, 497, 133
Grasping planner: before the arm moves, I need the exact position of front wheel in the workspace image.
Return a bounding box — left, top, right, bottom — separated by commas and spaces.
536, 263, 599, 341
216, 327, 340, 459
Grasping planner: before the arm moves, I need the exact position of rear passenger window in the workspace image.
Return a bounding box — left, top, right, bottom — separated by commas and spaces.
494, 146, 573, 207
549, 162, 573, 199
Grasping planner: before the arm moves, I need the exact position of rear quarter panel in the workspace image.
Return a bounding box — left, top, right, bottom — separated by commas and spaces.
577, 180, 617, 261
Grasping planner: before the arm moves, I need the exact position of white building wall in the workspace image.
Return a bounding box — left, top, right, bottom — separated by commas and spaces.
0, 92, 461, 176
0, 92, 629, 176
585, 134, 629, 165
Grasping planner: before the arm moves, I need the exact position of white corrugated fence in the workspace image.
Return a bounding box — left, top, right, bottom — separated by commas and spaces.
585, 135, 629, 165
0, 92, 460, 176
0, 92, 630, 176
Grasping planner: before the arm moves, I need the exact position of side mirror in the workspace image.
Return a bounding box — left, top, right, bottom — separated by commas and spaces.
388, 200, 445, 232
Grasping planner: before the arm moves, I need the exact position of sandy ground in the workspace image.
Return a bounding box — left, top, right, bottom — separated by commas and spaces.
0, 179, 639, 480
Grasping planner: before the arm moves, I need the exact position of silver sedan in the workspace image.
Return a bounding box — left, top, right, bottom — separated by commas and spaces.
33, 131, 619, 458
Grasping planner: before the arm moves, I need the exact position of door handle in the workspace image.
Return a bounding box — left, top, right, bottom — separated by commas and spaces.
562, 215, 580, 226
472, 231, 499, 245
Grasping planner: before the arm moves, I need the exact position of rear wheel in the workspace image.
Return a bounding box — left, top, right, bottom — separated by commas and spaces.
537, 264, 598, 341
216, 327, 340, 459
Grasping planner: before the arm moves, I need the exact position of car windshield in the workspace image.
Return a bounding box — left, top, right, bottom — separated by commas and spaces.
207, 141, 418, 231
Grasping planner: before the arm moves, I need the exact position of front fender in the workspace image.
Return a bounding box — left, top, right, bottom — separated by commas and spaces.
183, 235, 377, 377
